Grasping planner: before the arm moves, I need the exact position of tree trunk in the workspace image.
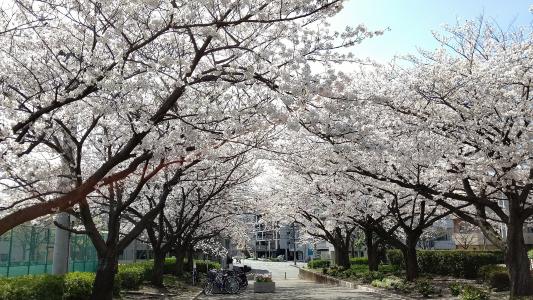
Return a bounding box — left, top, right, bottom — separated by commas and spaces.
185, 248, 193, 271
334, 244, 351, 269
151, 251, 166, 286
506, 216, 533, 297
174, 250, 186, 276
404, 234, 419, 281
90, 252, 118, 300
365, 229, 378, 271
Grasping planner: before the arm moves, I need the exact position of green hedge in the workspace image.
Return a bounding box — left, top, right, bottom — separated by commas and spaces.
350, 257, 368, 265
0, 274, 64, 300
0, 257, 220, 299
307, 259, 330, 269
387, 249, 504, 278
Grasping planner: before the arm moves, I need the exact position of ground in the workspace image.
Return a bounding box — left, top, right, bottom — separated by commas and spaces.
196, 259, 400, 300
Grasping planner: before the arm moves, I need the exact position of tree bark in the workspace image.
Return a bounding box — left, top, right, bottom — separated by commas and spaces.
90, 252, 118, 300
334, 244, 351, 269
174, 250, 186, 276
151, 251, 166, 286
365, 229, 379, 271
506, 216, 533, 297
404, 234, 419, 281
185, 248, 194, 271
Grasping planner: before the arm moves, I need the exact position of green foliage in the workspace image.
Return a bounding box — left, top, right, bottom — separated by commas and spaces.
361, 271, 384, 283
528, 249, 533, 259
386, 249, 504, 278
460, 285, 489, 300
478, 264, 506, 280
415, 279, 436, 297
63, 272, 95, 300
0, 274, 64, 300
387, 249, 404, 267
163, 257, 177, 274
307, 259, 330, 269
478, 264, 509, 291
192, 260, 221, 273
350, 257, 368, 265
449, 282, 463, 296
118, 264, 146, 290
371, 276, 403, 289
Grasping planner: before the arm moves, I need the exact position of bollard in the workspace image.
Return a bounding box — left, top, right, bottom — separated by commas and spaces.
285, 272, 287, 279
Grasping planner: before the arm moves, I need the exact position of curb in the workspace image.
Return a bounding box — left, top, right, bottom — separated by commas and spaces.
191, 290, 203, 299
297, 267, 413, 300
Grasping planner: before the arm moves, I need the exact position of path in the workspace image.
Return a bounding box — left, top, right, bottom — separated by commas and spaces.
196, 259, 401, 300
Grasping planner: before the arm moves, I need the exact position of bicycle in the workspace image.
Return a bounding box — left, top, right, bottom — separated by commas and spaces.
203, 269, 240, 295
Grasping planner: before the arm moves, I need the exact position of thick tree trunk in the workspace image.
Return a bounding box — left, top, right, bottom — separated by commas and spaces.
185, 248, 193, 270
151, 251, 166, 286
506, 217, 533, 297
174, 250, 186, 276
334, 244, 351, 269
365, 229, 379, 271
90, 252, 118, 300
404, 235, 419, 281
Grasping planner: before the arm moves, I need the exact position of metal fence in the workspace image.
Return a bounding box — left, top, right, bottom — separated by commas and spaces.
0, 225, 98, 277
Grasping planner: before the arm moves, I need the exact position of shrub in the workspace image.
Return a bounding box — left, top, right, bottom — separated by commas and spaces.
528, 249, 533, 259
0, 274, 64, 300
460, 285, 489, 300
350, 257, 368, 265
386, 249, 504, 278
308, 259, 330, 269
361, 271, 384, 284
486, 271, 509, 291
415, 279, 436, 297
63, 272, 95, 300
449, 282, 463, 296
193, 260, 221, 273
478, 264, 509, 291
387, 249, 404, 267
371, 276, 403, 289
118, 264, 146, 290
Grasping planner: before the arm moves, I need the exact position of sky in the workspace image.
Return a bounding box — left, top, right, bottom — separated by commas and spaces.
329, 0, 533, 62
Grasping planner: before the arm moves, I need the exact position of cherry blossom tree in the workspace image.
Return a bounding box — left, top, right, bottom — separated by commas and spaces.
0, 0, 375, 240
292, 19, 533, 295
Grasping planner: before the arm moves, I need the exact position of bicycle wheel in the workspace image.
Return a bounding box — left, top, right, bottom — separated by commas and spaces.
224, 277, 240, 294
203, 281, 214, 295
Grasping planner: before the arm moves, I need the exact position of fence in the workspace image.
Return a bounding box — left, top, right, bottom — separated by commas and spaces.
0, 225, 98, 277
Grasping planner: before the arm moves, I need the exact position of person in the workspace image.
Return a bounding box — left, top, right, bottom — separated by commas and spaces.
227, 256, 234, 270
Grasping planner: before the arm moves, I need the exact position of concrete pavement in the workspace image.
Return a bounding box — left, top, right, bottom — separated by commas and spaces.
196, 259, 402, 300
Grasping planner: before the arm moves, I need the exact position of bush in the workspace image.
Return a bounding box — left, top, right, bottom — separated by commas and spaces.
63, 272, 95, 300
0, 274, 64, 300
528, 249, 533, 259
371, 276, 403, 289
118, 264, 146, 290
350, 257, 368, 265
308, 259, 330, 269
193, 260, 221, 273
387, 249, 404, 267
361, 271, 384, 284
387, 249, 504, 278
449, 282, 463, 296
478, 264, 509, 291
460, 285, 489, 300
415, 279, 436, 297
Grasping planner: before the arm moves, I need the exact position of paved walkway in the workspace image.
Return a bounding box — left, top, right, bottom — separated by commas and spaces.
197, 260, 400, 300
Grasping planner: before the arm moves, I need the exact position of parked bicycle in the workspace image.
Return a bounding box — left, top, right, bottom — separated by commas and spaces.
232, 265, 252, 291
203, 269, 240, 295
